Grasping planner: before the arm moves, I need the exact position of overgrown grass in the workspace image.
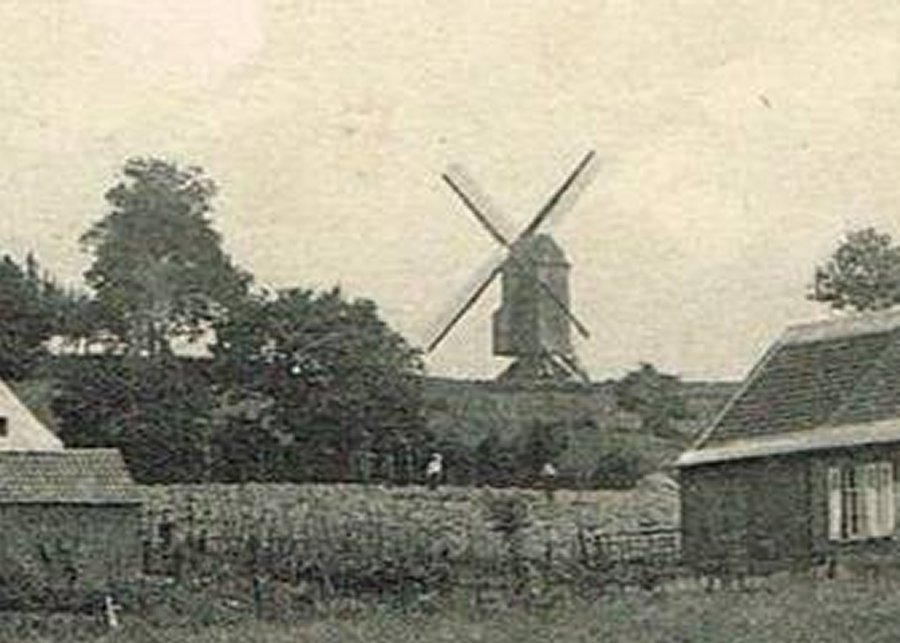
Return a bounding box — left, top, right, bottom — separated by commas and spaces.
8, 578, 900, 643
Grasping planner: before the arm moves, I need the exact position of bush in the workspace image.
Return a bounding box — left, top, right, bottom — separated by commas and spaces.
52, 355, 214, 483
590, 445, 644, 489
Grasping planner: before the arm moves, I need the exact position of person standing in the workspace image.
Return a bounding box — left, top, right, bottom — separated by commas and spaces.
426, 452, 443, 490
540, 461, 558, 502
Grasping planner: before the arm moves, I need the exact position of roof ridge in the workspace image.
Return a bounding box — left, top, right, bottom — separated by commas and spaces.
781, 309, 900, 345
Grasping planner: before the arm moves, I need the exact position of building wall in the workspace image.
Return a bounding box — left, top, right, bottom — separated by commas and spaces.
0, 503, 142, 589
494, 259, 540, 356
681, 457, 812, 574
493, 238, 571, 357
535, 261, 572, 355
682, 445, 900, 575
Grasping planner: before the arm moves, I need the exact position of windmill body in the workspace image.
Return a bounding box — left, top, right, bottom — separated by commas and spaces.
493, 233, 572, 357
493, 233, 582, 382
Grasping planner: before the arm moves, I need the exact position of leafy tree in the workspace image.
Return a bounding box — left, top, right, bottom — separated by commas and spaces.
52, 356, 214, 482
0, 254, 56, 379
614, 362, 689, 436
51, 293, 115, 354
81, 158, 250, 356
211, 287, 425, 482
209, 415, 280, 483
810, 227, 900, 311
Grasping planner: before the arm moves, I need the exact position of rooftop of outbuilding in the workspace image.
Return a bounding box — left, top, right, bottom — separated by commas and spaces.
679, 310, 900, 466
0, 449, 140, 504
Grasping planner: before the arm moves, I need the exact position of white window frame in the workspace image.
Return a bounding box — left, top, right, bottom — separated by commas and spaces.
828, 461, 895, 541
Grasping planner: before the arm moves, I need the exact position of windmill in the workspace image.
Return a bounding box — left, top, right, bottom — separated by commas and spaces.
427, 151, 598, 383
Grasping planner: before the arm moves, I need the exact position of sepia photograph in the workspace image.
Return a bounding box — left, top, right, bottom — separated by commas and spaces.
2, 1, 900, 641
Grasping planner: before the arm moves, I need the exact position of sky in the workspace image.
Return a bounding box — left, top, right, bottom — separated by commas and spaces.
3, 0, 900, 381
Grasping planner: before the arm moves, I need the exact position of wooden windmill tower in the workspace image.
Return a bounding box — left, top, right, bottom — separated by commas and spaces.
427, 151, 597, 383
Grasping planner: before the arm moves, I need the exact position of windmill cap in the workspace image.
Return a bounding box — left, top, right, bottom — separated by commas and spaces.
512, 233, 569, 265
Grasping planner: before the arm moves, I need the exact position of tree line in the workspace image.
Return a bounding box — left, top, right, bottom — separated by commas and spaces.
4, 157, 887, 486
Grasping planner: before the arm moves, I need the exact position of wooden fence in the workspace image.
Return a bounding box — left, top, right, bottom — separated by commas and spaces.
591, 527, 681, 565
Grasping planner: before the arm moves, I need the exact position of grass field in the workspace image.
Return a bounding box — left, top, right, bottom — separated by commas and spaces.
8, 578, 900, 643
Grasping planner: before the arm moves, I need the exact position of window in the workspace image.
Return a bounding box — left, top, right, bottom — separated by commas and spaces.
828, 462, 895, 541
0, 416, 7, 437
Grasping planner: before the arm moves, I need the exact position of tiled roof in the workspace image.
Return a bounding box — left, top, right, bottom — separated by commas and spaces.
686, 311, 900, 460
0, 449, 140, 504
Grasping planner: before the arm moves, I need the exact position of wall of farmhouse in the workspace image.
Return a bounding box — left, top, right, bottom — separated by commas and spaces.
0, 504, 142, 589
682, 445, 900, 576
681, 457, 813, 574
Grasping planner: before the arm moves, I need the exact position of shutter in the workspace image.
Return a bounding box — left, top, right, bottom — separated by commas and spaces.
865, 464, 879, 537
880, 462, 895, 536
828, 466, 841, 541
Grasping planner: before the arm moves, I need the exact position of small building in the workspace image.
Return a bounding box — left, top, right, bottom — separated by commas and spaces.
676, 311, 900, 576
0, 379, 141, 593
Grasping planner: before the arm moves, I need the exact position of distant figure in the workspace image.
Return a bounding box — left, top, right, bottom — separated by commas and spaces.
540, 461, 558, 501
104, 595, 121, 629
426, 452, 443, 490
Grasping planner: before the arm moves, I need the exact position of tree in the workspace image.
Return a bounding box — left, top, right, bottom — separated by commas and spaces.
0, 254, 56, 379
81, 158, 250, 357
52, 355, 214, 483
614, 362, 690, 436
211, 287, 426, 482
810, 227, 900, 312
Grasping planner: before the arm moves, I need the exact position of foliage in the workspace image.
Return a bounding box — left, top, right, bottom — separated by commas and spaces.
473, 431, 517, 486
614, 363, 690, 436
514, 421, 568, 484
0, 250, 91, 379
208, 410, 281, 483
0, 254, 56, 379
211, 287, 426, 482
430, 433, 475, 486
52, 356, 214, 482
423, 379, 724, 489
810, 227, 900, 311
80, 158, 250, 356
589, 442, 644, 489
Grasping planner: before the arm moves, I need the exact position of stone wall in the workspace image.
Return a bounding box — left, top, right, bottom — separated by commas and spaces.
138, 478, 679, 569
